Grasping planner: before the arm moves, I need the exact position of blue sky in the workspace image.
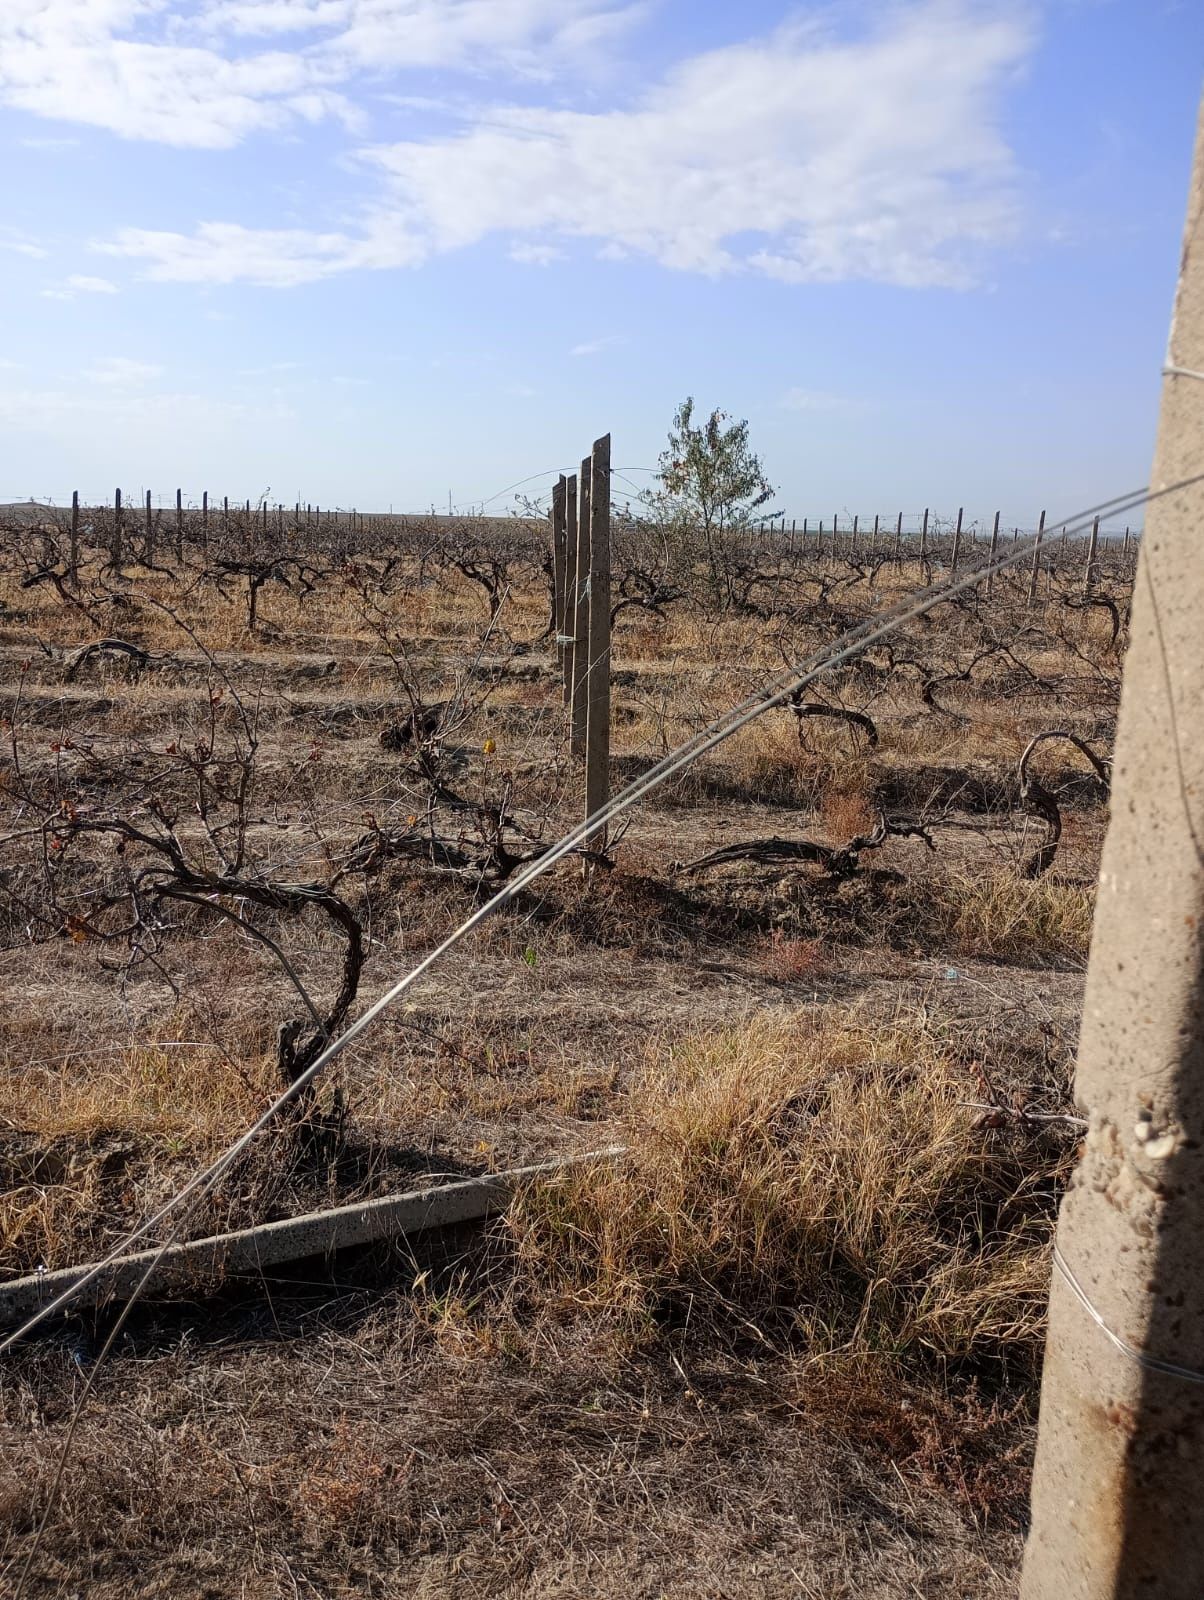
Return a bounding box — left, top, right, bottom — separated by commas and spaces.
1, 1, 1201, 528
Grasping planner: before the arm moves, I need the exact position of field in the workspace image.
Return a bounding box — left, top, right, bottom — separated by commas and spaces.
0, 506, 1128, 1597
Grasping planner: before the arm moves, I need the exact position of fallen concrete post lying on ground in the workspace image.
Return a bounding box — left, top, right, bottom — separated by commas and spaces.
0, 1148, 624, 1333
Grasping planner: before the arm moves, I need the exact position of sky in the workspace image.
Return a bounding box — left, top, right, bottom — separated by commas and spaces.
1, 0, 1201, 529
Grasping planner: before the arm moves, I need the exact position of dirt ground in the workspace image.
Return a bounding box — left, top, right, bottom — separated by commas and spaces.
0, 518, 1127, 1596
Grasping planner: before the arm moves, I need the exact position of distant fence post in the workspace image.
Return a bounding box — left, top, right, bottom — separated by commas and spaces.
986, 509, 1000, 598
893, 512, 903, 565
145, 489, 154, 562
223, 495, 229, 540
551, 475, 567, 678
1123, 526, 1131, 557
951, 505, 963, 573
562, 473, 579, 712
175, 489, 183, 561
1083, 516, 1100, 595
870, 513, 879, 557
584, 434, 612, 867
111, 488, 122, 567
69, 490, 80, 586
919, 507, 929, 566
1028, 509, 1046, 609
570, 457, 592, 758
851, 513, 859, 556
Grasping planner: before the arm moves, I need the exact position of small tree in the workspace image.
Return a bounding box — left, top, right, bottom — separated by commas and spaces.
650, 397, 776, 606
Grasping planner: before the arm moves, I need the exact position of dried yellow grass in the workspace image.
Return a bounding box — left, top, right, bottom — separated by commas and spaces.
510, 1012, 1067, 1372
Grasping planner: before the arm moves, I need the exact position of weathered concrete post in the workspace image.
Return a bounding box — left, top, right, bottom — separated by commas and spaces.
1083, 515, 1100, 596
584, 434, 612, 863
551, 474, 567, 678
111, 487, 122, 567
951, 505, 964, 573
570, 456, 592, 758
1021, 99, 1204, 1600
986, 509, 1000, 599
1028, 509, 1046, 609
561, 473, 578, 712
69, 490, 79, 587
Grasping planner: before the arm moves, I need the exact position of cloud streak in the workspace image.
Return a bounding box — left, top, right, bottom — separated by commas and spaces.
95, 3, 1033, 290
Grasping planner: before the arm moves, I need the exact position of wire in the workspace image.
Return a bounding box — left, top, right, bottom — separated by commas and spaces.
4, 473, 1183, 1358
6, 471, 1196, 1600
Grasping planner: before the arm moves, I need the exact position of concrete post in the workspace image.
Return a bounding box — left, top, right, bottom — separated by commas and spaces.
69, 490, 79, 586
1083, 516, 1100, 595
562, 473, 578, 712
1028, 509, 1046, 609
1021, 99, 1204, 1600
986, 509, 1000, 599
111, 487, 122, 566
584, 434, 612, 861
919, 506, 929, 565
951, 505, 964, 573
570, 456, 592, 758
551, 475, 567, 676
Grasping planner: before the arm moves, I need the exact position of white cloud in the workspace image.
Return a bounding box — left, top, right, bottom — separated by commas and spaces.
0, 0, 352, 148
1, 233, 48, 259
508, 240, 566, 267
0, 0, 637, 147
19, 133, 81, 148
98, 3, 1034, 289
781, 388, 864, 413
82, 356, 163, 386
41, 273, 120, 300
569, 335, 624, 357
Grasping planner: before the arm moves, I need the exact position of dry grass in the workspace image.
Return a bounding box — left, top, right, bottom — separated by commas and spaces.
933, 872, 1095, 964
509, 1012, 1070, 1373
0, 528, 1129, 1596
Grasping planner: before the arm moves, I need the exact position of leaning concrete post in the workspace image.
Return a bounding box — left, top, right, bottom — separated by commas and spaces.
1021, 98, 1204, 1600
951, 505, 963, 573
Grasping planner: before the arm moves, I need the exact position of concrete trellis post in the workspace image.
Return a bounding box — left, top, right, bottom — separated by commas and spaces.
583, 434, 612, 861
570, 457, 592, 758
1083, 515, 1100, 595
175, 488, 183, 562
561, 473, 578, 712
919, 506, 929, 565
894, 512, 903, 565
1028, 509, 1046, 609
550, 475, 567, 679
111, 488, 122, 567
951, 505, 964, 573
1021, 97, 1204, 1600
986, 510, 1000, 599
145, 489, 153, 562
69, 490, 79, 587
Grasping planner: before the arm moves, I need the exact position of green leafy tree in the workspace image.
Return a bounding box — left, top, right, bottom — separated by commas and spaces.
649, 397, 776, 605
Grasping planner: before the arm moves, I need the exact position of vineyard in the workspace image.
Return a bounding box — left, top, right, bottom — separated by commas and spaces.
0, 488, 1133, 1596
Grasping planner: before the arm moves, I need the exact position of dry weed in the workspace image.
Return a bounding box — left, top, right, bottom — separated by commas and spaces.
509, 1011, 1069, 1372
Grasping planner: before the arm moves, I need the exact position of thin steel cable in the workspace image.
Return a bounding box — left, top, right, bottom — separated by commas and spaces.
1, 476, 1191, 1358
3, 474, 1195, 1599
1053, 1245, 1204, 1385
